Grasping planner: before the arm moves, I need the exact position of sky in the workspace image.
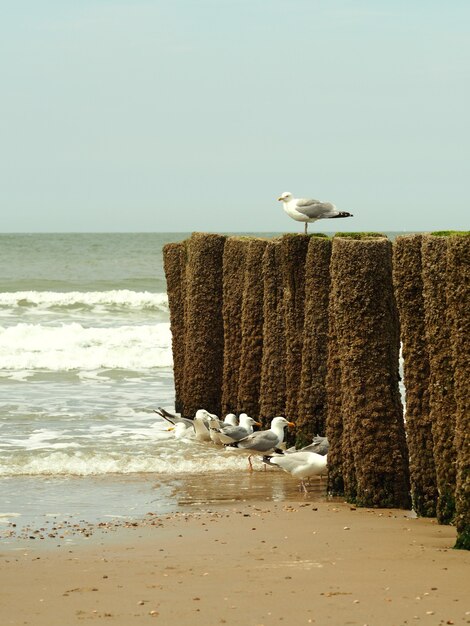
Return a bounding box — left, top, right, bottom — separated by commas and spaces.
1, 0, 469, 233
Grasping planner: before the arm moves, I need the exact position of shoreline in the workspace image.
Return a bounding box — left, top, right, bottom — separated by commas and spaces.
1, 491, 469, 626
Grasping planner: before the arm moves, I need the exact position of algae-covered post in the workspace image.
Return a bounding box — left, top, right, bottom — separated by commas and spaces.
325, 292, 345, 496
296, 235, 332, 446
221, 238, 248, 415
280, 234, 310, 427
259, 239, 286, 427
237, 239, 268, 417
162, 241, 187, 414
421, 235, 457, 525
445, 233, 470, 549
328, 234, 411, 509
393, 235, 437, 517
182, 232, 226, 417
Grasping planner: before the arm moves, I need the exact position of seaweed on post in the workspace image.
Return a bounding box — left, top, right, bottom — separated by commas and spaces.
329, 234, 411, 509
183, 232, 226, 417
445, 233, 470, 549
221, 238, 249, 415
296, 236, 332, 446
393, 235, 437, 517
259, 239, 286, 427
237, 238, 268, 417
280, 234, 310, 429
421, 235, 457, 524
162, 241, 187, 414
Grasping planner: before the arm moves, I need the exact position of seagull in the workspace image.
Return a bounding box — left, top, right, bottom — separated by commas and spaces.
286, 435, 329, 456
167, 422, 195, 440
226, 416, 294, 471
262, 451, 328, 492
224, 413, 239, 427
211, 413, 261, 445
154, 407, 213, 442
278, 192, 353, 234
153, 407, 194, 429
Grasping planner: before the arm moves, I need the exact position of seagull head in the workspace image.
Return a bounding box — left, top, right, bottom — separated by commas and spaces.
271, 416, 295, 430
278, 191, 292, 203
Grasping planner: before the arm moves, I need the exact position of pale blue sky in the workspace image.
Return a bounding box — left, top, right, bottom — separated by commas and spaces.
1, 0, 469, 232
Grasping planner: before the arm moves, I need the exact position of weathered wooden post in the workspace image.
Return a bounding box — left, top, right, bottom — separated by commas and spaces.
259, 239, 286, 427
237, 238, 268, 417
296, 235, 331, 445
327, 234, 411, 508
280, 234, 310, 428
393, 235, 437, 517
182, 232, 226, 417
162, 241, 187, 413
445, 233, 470, 549
421, 235, 457, 524
221, 237, 248, 415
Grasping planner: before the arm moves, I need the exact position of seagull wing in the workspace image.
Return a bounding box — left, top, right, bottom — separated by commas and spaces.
217, 425, 249, 443
154, 408, 194, 429
236, 429, 279, 452
294, 198, 337, 219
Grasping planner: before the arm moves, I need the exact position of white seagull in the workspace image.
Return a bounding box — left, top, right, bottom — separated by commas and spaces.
226, 416, 294, 471
278, 192, 353, 234
262, 451, 328, 492
212, 413, 261, 445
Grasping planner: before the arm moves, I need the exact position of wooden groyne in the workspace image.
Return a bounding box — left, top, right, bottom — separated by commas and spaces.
163, 231, 469, 549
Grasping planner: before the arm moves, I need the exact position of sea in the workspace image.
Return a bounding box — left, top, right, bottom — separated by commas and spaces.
0, 232, 406, 540
0, 232, 326, 539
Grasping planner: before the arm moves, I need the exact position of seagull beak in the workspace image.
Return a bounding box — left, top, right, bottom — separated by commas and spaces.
254, 421, 262, 427
167, 427, 175, 431
277, 196, 283, 201
287, 421, 295, 430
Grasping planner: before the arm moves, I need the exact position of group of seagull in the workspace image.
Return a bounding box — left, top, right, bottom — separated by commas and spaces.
154, 407, 328, 493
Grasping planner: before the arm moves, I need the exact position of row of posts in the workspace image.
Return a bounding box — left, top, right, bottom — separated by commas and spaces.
163, 232, 469, 549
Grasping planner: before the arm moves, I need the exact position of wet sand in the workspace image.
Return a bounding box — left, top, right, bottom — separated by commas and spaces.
1, 474, 469, 626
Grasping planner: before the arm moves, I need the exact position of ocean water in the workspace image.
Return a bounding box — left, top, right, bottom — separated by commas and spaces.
0, 232, 406, 536
0, 233, 312, 535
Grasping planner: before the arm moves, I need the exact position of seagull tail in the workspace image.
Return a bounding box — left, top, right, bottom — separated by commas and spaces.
329, 211, 353, 219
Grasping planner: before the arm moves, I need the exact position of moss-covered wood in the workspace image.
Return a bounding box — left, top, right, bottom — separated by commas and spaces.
325, 292, 345, 496
182, 233, 226, 417
393, 235, 437, 517
296, 237, 332, 446
280, 234, 310, 431
237, 239, 268, 417
162, 242, 187, 413
221, 238, 248, 415
446, 234, 470, 549
259, 240, 286, 427
329, 235, 411, 509
421, 235, 457, 524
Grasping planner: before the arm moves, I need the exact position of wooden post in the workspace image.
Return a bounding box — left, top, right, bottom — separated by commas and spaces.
393, 235, 437, 516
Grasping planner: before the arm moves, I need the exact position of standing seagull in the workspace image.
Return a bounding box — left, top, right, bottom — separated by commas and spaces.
278, 192, 353, 234
262, 451, 327, 493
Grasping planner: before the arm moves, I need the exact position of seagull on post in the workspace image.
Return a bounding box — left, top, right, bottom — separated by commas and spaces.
278, 192, 353, 234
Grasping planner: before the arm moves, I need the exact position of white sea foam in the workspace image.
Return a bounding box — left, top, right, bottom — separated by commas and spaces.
0, 290, 169, 311
0, 448, 250, 476
0, 322, 172, 370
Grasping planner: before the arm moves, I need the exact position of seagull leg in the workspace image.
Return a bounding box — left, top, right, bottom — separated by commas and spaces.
248, 455, 254, 472
300, 479, 309, 494
304, 223, 308, 235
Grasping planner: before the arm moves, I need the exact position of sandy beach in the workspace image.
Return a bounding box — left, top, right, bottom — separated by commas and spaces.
1, 490, 469, 626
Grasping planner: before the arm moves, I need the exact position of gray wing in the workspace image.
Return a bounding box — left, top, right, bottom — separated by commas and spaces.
237, 430, 279, 452
295, 198, 337, 219
154, 408, 194, 429
217, 425, 249, 442
300, 438, 329, 456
